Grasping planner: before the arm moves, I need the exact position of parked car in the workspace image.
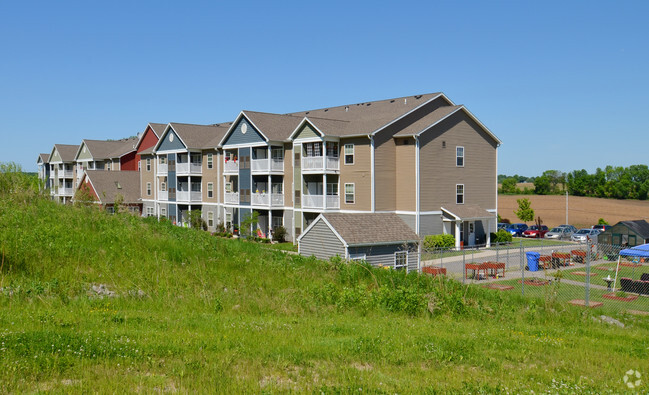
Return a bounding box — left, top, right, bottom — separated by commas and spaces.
497, 223, 509, 231
545, 227, 574, 240
591, 224, 612, 231
504, 223, 528, 237
558, 224, 578, 233
522, 225, 549, 238
571, 228, 601, 243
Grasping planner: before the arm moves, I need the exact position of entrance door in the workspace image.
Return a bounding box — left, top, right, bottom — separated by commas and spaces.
468, 221, 476, 247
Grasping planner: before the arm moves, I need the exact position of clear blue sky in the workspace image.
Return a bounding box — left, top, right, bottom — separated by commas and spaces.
2, 1, 648, 175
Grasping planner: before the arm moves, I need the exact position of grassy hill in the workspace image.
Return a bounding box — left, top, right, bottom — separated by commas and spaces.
0, 187, 647, 392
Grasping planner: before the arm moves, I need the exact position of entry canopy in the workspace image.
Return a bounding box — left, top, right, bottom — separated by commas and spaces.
619, 243, 649, 257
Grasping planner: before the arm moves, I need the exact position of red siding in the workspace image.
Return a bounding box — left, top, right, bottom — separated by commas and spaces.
135, 127, 160, 169
79, 179, 99, 201
120, 151, 137, 171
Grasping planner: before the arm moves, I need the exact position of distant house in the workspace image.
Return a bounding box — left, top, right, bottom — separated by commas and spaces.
297, 213, 420, 272
77, 170, 142, 214
37, 153, 50, 191
598, 220, 649, 247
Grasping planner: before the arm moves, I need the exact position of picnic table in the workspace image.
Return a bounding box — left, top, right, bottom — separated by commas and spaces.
465, 263, 487, 280
539, 255, 552, 269
552, 252, 571, 267
571, 249, 587, 263
483, 262, 506, 278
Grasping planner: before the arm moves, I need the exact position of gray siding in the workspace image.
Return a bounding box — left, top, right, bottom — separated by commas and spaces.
284, 210, 294, 242
299, 220, 346, 260
222, 118, 265, 146
348, 243, 419, 272
158, 129, 186, 151
203, 205, 219, 231
420, 214, 443, 236
143, 201, 155, 215
397, 214, 416, 233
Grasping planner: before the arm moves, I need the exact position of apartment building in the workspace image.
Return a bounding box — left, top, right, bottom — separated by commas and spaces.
73, 138, 138, 189
78, 170, 142, 214
37, 153, 50, 190
48, 144, 80, 203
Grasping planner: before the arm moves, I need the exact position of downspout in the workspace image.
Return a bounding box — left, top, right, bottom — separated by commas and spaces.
415, 135, 420, 235
370, 135, 375, 212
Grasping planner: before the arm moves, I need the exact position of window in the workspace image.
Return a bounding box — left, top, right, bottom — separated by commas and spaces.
225, 182, 232, 193
456, 146, 464, 167
161, 182, 166, 192
159, 156, 166, 165
394, 251, 408, 270
304, 142, 322, 157
349, 253, 366, 261
272, 217, 283, 229
161, 208, 167, 217
456, 184, 464, 204
326, 142, 338, 157
271, 183, 283, 194
207, 153, 213, 169
107, 206, 115, 214
241, 188, 250, 203
326, 183, 338, 196
344, 144, 354, 164
225, 212, 232, 229
138, 160, 141, 171
146, 158, 151, 172
241, 155, 250, 169
207, 211, 214, 227
271, 148, 283, 160
146, 182, 152, 196
207, 182, 213, 198
146, 207, 154, 217
344, 183, 355, 204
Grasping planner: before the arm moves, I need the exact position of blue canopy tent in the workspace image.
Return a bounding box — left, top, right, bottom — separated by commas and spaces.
613, 243, 649, 291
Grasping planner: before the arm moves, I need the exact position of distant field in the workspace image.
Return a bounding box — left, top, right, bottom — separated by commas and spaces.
499, 194, 649, 228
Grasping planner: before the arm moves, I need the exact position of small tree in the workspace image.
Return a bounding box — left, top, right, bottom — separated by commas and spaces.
273, 226, 287, 243
188, 210, 207, 231
597, 218, 609, 225
514, 198, 534, 223
240, 211, 259, 239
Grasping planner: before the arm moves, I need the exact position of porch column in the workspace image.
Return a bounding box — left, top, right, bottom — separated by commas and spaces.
486, 219, 491, 248
323, 173, 327, 209
268, 145, 272, 173
455, 221, 461, 249
269, 210, 273, 239
268, 172, 272, 207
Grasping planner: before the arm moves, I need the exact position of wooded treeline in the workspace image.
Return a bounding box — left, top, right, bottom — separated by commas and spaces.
499, 165, 649, 200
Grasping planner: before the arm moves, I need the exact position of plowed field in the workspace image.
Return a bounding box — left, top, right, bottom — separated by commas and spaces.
498, 194, 649, 228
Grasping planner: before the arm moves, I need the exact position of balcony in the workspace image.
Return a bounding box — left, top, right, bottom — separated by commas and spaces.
223, 160, 239, 173
251, 192, 285, 207
251, 158, 284, 173
157, 163, 168, 175
58, 170, 74, 178
301, 156, 339, 172
176, 162, 202, 175
158, 191, 168, 201
176, 191, 202, 202
224, 192, 239, 204
302, 194, 339, 209
58, 187, 75, 196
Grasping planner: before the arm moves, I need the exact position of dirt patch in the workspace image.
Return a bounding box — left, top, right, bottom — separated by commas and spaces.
519, 279, 549, 286
596, 266, 614, 271
570, 271, 597, 277
626, 309, 649, 316
483, 284, 514, 291
568, 299, 603, 308
620, 262, 643, 268
602, 293, 639, 302
498, 195, 649, 228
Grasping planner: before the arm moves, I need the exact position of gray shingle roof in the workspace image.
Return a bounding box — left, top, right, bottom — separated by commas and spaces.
619, 220, 649, 239
392, 105, 463, 137
54, 144, 81, 162
321, 213, 419, 245
441, 204, 496, 220
83, 170, 141, 204
38, 153, 50, 163
148, 123, 167, 137
82, 138, 137, 160
243, 111, 304, 142
169, 122, 230, 149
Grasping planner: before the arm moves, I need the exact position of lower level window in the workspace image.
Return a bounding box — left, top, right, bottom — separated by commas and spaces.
394, 251, 408, 270
146, 207, 154, 217
456, 184, 464, 204
344, 183, 355, 204
161, 208, 167, 217
349, 253, 366, 261
208, 212, 214, 227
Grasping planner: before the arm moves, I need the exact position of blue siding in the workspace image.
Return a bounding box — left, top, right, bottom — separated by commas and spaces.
240, 208, 251, 234
158, 129, 186, 151
239, 147, 251, 206
222, 117, 266, 146
169, 204, 177, 221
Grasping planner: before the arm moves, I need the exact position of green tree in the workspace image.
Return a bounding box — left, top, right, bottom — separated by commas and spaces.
597, 218, 609, 225
188, 210, 207, 230
533, 176, 551, 195
500, 177, 518, 194
514, 198, 534, 223
240, 211, 259, 238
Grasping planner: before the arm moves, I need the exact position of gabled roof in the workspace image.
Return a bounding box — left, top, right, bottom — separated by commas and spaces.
81, 170, 141, 204
77, 138, 138, 161
242, 111, 304, 142
37, 153, 50, 163
617, 220, 649, 239
134, 122, 167, 151
51, 144, 80, 162
300, 213, 419, 246
442, 204, 496, 221
156, 122, 230, 151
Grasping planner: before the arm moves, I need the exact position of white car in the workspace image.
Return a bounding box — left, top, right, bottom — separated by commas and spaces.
571, 228, 600, 243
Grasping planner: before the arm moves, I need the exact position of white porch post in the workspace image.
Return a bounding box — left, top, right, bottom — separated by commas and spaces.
455, 221, 461, 249
323, 173, 327, 209
269, 210, 273, 238
486, 219, 492, 248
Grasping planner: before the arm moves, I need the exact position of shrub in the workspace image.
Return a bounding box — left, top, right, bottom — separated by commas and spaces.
491, 229, 513, 243
423, 234, 455, 250
273, 226, 287, 243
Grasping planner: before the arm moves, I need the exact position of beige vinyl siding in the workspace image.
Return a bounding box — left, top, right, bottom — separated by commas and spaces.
418, 111, 498, 212
202, 150, 218, 202
339, 137, 371, 211
217, 151, 223, 203
77, 144, 92, 160
395, 140, 416, 211
299, 220, 346, 260
50, 149, 62, 163
140, 154, 156, 198
283, 143, 293, 206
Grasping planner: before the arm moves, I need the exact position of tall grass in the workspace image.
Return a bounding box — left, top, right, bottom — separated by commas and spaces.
0, 164, 647, 393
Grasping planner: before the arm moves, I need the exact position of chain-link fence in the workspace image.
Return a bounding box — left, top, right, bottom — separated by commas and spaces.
420, 241, 649, 314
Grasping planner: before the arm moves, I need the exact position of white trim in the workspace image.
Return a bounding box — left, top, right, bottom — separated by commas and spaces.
217, 112, 270, 148
296, 214, 348, 247
288, 117, 325, 140
343, 143, 354, 165
370, 93, 446, 136
415, 136, 420, 235
220, 142, 269, 149
409, 105, 502, 145
370, 135, 375, 212
456, 145, 465, 167
394, 250, 408, 270
152, 124, 188, 153
456, 184, 465, 205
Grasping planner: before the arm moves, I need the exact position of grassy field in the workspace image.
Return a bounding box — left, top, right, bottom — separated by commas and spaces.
1, 183, 648, 392
499, 194, 649, 229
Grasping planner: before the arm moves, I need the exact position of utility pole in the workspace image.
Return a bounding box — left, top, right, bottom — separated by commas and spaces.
565, 175, 569, 224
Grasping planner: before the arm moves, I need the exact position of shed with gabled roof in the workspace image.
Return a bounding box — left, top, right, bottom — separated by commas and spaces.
598, 220, 649, 247
297, 213, 420, 272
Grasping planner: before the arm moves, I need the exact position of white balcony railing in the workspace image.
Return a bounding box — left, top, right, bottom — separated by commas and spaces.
157, 163, 168, 174
58, 170, 74, 178
301, 156, 339, 171
223, 160, 239, 173
271, 193, 284, 206
158, 191, 168, 201
251, 158, 284, 173
251, 192, 269, 206
59, 187, 74, 196
224, 192, 239, 204
176, 162, 202, 175
302, 194, 339, 209
176, 191, 202, 202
